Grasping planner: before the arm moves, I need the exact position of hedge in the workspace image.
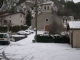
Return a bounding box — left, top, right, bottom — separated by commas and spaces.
35, 34, 70, 43
0, 25, 28, 32
53, 36, 70, 43
35, 34, 54, 43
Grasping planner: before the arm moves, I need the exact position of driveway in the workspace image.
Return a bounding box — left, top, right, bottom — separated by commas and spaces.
2, 31, 80, 60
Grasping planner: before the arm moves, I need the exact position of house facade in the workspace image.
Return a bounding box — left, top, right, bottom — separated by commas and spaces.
0, 12, 26, 26
63, 16, 74, 29
31, 1, 63, 33
69, 21, 80, 48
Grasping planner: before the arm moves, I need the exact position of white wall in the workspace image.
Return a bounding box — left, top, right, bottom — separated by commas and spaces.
3, 13, 26, 26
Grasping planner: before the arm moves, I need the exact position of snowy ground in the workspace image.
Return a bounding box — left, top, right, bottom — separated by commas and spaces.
1, 31, 80, 60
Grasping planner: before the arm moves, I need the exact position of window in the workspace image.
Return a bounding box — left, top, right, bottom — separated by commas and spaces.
46, 19, 48, 21
4, 20, 7, 23
3, 34, 7, 38
10, 20, 11, 23
0, 34, 3, 38
20, 14, 22, 17
47, 6, 49, 10
21, 20, 22, 23
44, 6, 46, 9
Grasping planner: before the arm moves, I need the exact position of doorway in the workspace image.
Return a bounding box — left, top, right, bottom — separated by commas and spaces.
44, 25, 49, 31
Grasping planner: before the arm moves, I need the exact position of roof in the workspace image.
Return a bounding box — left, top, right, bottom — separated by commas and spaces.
69, 21, 80, 29
42, 1, 53, 5
0, 12, 25, 18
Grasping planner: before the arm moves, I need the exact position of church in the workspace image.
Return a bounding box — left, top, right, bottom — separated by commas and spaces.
31, 0, 63, 34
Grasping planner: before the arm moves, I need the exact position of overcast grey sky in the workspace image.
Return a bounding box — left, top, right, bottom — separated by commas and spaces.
73, 0, 80, 3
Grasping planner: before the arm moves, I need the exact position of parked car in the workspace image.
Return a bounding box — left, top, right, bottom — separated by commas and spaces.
0, 33, 10, 45
12, 34, 26, 42
34, 28, 36, 31
17, 31, 30, 35
25, 30, 34, 34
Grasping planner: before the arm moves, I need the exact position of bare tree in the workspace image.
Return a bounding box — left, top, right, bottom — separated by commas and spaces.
49, 14, 64, 34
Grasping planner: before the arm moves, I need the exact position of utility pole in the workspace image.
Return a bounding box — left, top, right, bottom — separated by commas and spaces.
35, 0, 38, 42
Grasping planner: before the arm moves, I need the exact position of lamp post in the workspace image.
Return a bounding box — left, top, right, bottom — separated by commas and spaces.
35, 0, 38, 42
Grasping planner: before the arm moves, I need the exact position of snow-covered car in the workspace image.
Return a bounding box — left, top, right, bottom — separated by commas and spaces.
17, 31, 30, 35
25, 30, 34, 34
12, 35, 26, 42
34, 28, 36, 31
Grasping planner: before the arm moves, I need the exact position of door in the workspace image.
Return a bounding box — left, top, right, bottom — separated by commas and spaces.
44, 25, 49, 31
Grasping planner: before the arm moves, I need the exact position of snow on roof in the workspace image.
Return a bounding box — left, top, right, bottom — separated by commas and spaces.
69, 21, 80, 29
42, 1, 54, 6
12, 35, 25, 37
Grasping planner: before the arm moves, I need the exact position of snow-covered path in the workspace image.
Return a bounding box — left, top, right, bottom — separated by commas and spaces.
3, 32, 80, 60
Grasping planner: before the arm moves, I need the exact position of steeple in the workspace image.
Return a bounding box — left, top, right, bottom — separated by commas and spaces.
42, 1, 53, 12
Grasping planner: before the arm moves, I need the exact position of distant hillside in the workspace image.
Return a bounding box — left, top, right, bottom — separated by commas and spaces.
0, 0, 27, 13
0, 0, 80, 19
51, 0, 80, 19
0, 0, 44, 14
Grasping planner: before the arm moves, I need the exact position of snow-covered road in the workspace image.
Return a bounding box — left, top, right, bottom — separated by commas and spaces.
2, 32, 80, 60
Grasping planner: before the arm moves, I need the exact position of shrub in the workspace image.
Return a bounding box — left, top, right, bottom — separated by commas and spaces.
0, 26, 7, 32
11, 26, 21, 32
21, 25, 29, 30
61, 36, 70, 43
35, 34, 70, 43
35, 34, 54, 43
54, 35, 70, 43
54, 36, 62, 43
0, 25, 28, 32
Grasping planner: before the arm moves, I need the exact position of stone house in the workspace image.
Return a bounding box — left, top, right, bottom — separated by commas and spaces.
69, 21, 80, 48
0, 12, 26, 26
31, 1, 63, 34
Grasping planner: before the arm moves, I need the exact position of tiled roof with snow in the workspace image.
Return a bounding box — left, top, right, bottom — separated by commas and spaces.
69, 21, 80, 29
